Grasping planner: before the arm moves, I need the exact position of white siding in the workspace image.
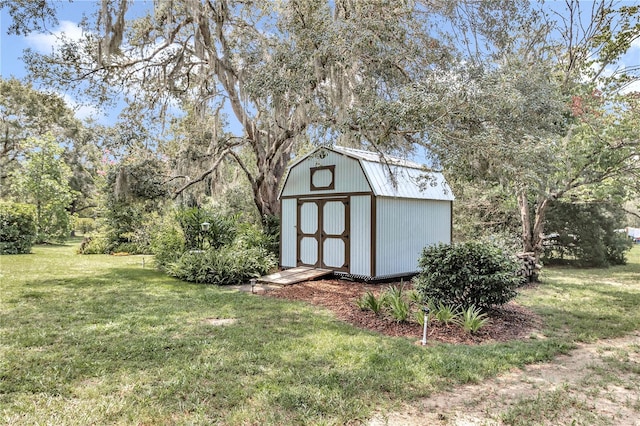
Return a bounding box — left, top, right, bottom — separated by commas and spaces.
376, 198, 451, 277
280, 198, 297, 268
350, 195, 371, 276
280, 150, 371, 197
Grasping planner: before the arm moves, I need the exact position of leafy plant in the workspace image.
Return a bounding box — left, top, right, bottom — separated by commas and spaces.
406, 289, 423, 305
414, 241, 521, 311
356, 291, 383, 315
77, 233, 109, 255
0, 201, 36, 254
413, 309, 428, 327
176, 207, 236, 250
433, 302, 461, 326
382, 285, 410, 323
150, 219, 185, 269
455, 305, 490, 334
167, 246, 276, 285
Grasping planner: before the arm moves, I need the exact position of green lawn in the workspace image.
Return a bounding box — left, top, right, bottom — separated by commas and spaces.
1, 241, 639, 425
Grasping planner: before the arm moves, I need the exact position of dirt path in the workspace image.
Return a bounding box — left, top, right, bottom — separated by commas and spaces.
369, 331, 640, 426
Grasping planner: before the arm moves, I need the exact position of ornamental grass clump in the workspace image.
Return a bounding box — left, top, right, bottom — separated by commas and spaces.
414, 241, 521, 312
455, 305, 490, 333
356, 291, 384, 315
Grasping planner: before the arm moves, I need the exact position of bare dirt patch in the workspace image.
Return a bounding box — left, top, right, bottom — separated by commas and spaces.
369, 332, 640, 425
203, 318, 237, 326
267, 279, 541, 344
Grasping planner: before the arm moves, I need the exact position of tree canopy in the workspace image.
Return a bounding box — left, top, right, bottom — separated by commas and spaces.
3, 0, 640, 259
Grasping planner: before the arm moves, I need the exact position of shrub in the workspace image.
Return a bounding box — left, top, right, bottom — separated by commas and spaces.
414, 241, 520, 311
176, 207, 236, 250
150, 224, 185, 270
77, 234, 109, 254
75, 217, 97, 235
543, 201, 633, 267
356, 291, 384, 315
234, 222, 274, 252
455, 305, 490, 333
167, 246, 276, 285
0, 202, 37, 254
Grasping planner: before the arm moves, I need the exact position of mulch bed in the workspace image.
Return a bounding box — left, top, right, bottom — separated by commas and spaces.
266, 279, 542, 345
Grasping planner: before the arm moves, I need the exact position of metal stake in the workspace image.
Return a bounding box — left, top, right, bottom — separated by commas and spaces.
421, 306, 430, 346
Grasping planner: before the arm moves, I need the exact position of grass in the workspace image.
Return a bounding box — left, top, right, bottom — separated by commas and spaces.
1, 241, 639, 424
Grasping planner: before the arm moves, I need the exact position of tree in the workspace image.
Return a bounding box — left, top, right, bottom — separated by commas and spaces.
414, 0, 640, 261
0, 77, 80, 195
13, 134, 76, 243
14, 0, 451, 223
544, 200, 633, 267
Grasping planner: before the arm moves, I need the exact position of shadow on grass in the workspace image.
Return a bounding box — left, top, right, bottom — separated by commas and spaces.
2, 267, 578, 424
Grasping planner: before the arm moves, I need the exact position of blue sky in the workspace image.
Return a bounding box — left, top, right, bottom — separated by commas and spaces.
2, 1, 640, 133
1, 1, 104, 120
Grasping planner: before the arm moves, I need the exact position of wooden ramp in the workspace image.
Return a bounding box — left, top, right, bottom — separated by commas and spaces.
258, 266, 333, 285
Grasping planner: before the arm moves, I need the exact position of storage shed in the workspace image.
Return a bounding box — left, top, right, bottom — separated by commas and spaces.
278, 145, 454, 280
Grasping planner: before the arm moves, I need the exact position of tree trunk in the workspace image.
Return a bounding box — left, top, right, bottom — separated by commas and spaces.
517, 190, 553, 264
517, 190, 533, 253
531, 196, 552, 264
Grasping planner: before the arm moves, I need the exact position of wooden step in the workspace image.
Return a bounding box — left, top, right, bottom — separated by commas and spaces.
258, 266, 333, 285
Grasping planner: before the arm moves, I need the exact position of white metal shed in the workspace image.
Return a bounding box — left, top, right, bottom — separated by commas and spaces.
278, 145, 455, 280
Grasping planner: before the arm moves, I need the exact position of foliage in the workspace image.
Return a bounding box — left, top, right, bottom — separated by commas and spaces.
175, 207, 236, 251
0, 77, 79, 195
76, 234, 109, 255
10, 240, 633, 425
261, 214, 281, 256
74, 217, 96, 235
167, 246, 276, 285
423, 3, 640, 261
150, 221, 185, 271
0, 201, 36, 254
414, 242, 521, 311
543, 201, 633, 267
356, 291, 384, 315
432, 302, 461, 326
454, 305, 490, 334
12, 134, 75, 243
380, 285, 411, 323
98, 155, 170, 254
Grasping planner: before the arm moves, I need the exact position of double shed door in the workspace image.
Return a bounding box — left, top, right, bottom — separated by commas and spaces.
297, 197, 350, 272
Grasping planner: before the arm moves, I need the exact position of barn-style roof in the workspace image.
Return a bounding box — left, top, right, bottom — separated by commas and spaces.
280, 145, 455, 201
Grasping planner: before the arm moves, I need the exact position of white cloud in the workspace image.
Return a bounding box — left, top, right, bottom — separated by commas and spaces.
54, 91, 100, 121
25, 21, 84, 53
620, 79, 640, 95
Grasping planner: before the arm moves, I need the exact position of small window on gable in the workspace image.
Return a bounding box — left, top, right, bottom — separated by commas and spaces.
310, 165, 335, 191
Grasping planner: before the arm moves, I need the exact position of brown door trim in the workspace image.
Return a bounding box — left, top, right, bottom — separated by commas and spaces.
296, 197, 350, 272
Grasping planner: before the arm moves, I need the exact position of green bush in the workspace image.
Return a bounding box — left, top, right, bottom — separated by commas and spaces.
77, 234, 110, 254
0, 202, 37, 254
150, 224, 185, 270
167, 246, 276, 285
74, 217, 97, 235
543, 201, 633, 267
413, 241, 520, 311
176, 207, 236, 250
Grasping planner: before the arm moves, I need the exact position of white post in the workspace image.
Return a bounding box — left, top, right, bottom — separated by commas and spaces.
421, 306, 429, 346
